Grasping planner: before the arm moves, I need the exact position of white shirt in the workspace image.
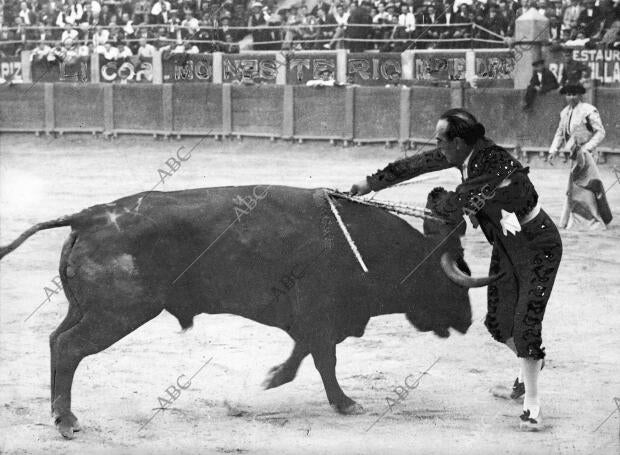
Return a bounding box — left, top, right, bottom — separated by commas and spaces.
307, 79, 336, 86
461, 149, 474, 180
138, 44, 157, 58
61, 29, 79, 43
398, 12, 416, 31
19, 9, 33, 24
117, 47, 133, 58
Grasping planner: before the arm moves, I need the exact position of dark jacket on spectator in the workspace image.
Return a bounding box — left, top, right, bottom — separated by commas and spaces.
577, 6, 603, 37
347, 6, 372, 52
529, 68, 559, 93
523, 67, 559, 109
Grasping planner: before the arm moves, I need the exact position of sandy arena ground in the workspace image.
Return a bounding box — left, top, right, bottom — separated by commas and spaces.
0, 133, 619, 455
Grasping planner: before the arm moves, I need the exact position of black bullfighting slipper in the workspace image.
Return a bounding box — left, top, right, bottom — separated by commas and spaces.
519, 409, 543, 431
510, 377, 525, 400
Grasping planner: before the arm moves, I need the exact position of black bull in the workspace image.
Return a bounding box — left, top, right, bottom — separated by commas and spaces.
0, 185, 497, 439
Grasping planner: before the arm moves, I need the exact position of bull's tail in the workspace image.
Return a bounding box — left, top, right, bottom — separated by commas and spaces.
0, 215, 74, 260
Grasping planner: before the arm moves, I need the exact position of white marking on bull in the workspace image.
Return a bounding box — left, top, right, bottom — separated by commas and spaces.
113, 254, 136, 274
105, 211, 123, 232
134, 196, 144, 212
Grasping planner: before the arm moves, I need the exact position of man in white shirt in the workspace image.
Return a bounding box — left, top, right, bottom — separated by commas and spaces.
61, 24, 79, 45
117, 41, 133, 59
137, 37, 157, 58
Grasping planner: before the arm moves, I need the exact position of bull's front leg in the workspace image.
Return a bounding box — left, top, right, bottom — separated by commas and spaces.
311, 341, 364, 415
262, 342, 309, 389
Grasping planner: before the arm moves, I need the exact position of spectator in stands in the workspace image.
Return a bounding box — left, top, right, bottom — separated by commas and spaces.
137, 36, 157, 57
307, 66, 339, 86
484, 5, 509, 36
248, 1, 271, 50
36, 22, 55, 44
313, 0, 332, 16
31, 39, 52, 60
133, 0, 149, 23
99, 4, 112, 25
523, 58, 559, 109
116, 40, 133, 58
63, 0, 84, 26
316, 7, 336, 49
101, 40, 119, 59
18, 2, 37, 25
577, 0, 603, 37
600, 18, 620, 48
558, 47, 591, 86
384, 65, 402, 86
562, 0, 583, 39
221, 32, 240, 53
347, 1, 372, 52
216, 13, 234, 43
398, 4, 417, 36
324, 3, 350, 49
80, 3, 97, 26
548, 0, 564, 40
93, 25, 109, 52
61, 23, 79, 44
194, 15, 216, 53
299, 6, 320, 48
150, 0, 171, 24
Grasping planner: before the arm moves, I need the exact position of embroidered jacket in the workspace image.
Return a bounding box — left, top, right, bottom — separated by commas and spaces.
366, 140, 539, 243
549, 101, 606, 154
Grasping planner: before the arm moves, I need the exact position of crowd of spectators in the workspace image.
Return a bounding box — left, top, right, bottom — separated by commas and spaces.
1, 0, 619, 58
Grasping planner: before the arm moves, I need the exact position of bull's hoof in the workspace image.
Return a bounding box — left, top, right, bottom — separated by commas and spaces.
54, 412, 81, 439
333, 400, 364, 415
262, 364, 295, 390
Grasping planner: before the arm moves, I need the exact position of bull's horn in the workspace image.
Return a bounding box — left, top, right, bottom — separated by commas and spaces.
440, 252, 502, 288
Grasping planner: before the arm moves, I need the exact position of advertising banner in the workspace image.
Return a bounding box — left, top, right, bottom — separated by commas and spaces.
0, 57, 22, 83
548, 48, 620, 85
287, 52, 337, 84
222, 53, 278, 83
31, 55, 90, 82
474, 52, 515, 79
100, 56, 153, 83
162, 52, 213, 83
347, 53, 402, 85
414, 53, 466, 81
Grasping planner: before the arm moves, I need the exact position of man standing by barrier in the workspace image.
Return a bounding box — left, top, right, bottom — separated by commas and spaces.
350, 108, 563, 431
548, 83, 612, 230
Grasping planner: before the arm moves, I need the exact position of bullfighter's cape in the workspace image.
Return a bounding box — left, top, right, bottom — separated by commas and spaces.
560, 147, 613, 226
366, 142, 562, 359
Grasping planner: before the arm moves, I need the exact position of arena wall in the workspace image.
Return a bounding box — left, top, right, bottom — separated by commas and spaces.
1, 82, 619, 162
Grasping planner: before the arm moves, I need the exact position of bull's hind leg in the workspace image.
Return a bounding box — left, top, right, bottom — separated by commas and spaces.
311, 341, 363, 415
262, 342, 309, 389
50, 309, 160, 439
49, 304, 83, 431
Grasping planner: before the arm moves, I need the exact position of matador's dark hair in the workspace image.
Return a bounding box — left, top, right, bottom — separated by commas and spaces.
439, 108, 486, 146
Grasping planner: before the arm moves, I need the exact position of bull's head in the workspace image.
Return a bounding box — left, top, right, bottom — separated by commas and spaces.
404, 187, 501, 337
